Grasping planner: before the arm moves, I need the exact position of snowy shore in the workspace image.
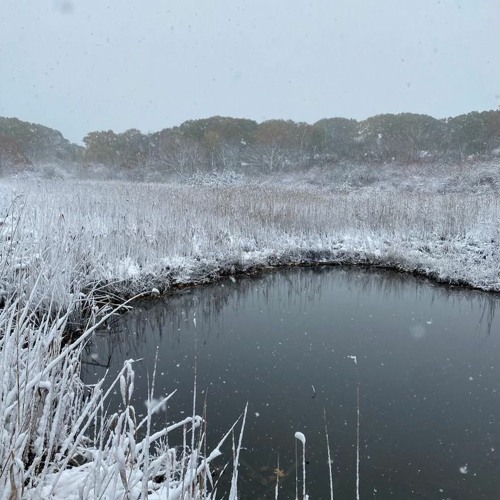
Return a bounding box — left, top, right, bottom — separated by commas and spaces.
1, 176, 499, 498
1, 177, 500, 305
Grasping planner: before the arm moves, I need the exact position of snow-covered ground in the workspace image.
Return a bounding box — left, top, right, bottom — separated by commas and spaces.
1, 177, 499, 304
1, 175, 499, 498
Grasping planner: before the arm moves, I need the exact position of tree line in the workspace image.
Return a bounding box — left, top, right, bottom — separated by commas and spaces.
1, 110, 499, 175
0, 117, 81, 171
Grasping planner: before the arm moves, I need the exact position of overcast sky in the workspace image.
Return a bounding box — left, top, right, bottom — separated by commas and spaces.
1, 0, 499, 144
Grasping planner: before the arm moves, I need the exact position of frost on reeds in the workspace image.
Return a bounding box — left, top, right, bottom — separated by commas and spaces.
2, 179, 500, 310
294, 432, 308, 500
0, 288, 246, 499
347, 355, 360, 500
323, 410, 334, 500
0, 292, 87, 499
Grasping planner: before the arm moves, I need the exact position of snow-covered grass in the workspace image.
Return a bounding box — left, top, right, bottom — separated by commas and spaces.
1, 176, 500, 498
0, 287, 245, 499
13, 159, 500, 196
292, 159, 500, 195
1, 178, 499, 306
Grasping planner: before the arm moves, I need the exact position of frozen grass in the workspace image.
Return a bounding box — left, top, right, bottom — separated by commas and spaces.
1, 175, 500, 497
0, 287, 246, 499
1, 178, 500, 309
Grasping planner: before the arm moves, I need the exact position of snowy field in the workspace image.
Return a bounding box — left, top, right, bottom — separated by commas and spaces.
2, 176, 500, 305
1, 175, 500, 498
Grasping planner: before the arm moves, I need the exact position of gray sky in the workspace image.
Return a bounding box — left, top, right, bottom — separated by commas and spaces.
1, 0, 499, 144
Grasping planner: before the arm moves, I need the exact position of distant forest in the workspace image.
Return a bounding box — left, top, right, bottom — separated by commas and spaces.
1, 110, 499, 177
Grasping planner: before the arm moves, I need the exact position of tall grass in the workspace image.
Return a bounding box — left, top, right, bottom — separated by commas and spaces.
0, 284, 246, 498
1, 177, 500, 497
1, 179, 499, 310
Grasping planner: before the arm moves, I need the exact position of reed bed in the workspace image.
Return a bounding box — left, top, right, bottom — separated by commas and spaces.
1, 179, 499, 309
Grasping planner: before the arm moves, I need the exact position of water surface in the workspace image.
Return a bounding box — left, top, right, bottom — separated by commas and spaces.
83, 267, 500, 499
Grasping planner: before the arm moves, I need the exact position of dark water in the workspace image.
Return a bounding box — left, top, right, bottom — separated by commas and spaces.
82, 267, 500, 499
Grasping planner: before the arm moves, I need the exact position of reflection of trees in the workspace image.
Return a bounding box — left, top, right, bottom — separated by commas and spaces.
478, 295, 498, 337
79, 265, 500, 500
83, 266, 500, 377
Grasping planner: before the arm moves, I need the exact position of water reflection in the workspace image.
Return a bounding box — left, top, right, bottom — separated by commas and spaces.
83, 267, 500, 499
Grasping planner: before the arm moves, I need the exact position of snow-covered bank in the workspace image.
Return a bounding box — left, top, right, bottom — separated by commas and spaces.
1, 178, 500, 498
1, 179, 499, 305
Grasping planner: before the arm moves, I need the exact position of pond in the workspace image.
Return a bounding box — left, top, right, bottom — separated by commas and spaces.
82, 267, 500, 499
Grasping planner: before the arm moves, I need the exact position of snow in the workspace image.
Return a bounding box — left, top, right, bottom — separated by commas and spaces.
1, 174, 500, 498
295, 431, 308, 500
3, 177, 500, 313
347, 355, 358, 365
294, 431, 306, 445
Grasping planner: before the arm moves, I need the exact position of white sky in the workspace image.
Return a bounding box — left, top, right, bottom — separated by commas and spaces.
1, 0, 499, 144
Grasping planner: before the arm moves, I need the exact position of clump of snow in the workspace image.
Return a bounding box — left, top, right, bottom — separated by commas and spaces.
347, 354, 358, 365
294, 431, 306, 445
